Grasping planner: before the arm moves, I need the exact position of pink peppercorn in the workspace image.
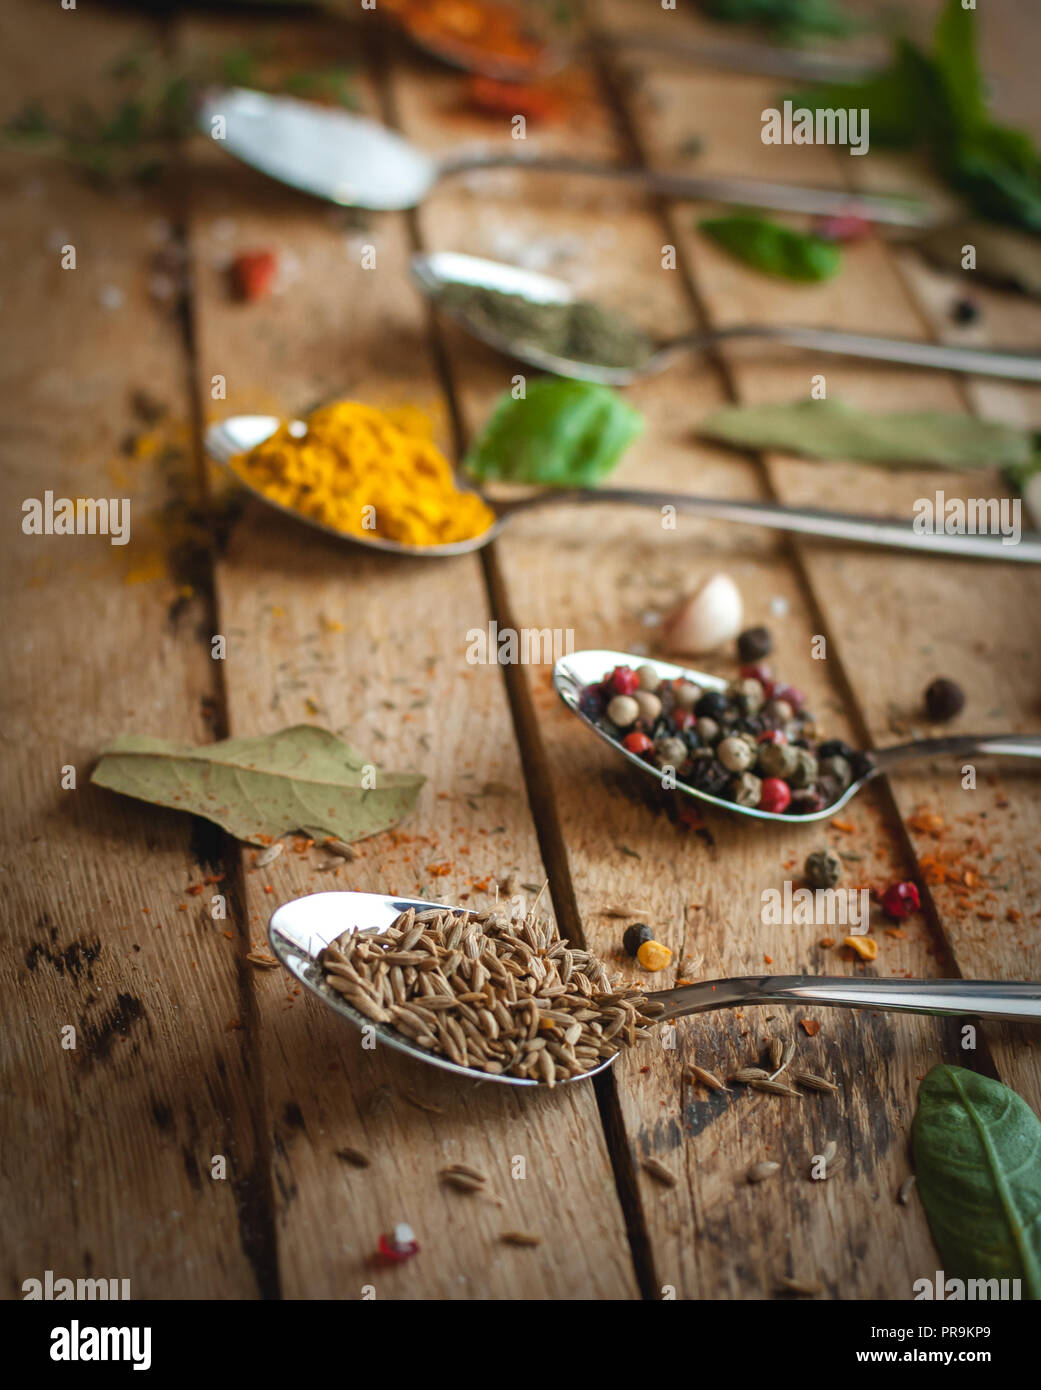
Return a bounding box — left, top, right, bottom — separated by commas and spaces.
672, 709, 695, 731
623, 731, 653, 756
757, 729, 786, 745
880, 881, 921, 919
611, 666, 639, 695
771, 681, 805, 711
816, 214, 870, 242
759, 778, 792, 813
377, 1224, 419, 1263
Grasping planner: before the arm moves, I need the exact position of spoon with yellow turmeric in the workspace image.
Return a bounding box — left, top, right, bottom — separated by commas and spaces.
204, 405, 1041, 564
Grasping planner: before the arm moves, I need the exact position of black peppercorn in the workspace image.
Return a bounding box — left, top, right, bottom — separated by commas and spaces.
736, 625, 773, 661
951, 298, 980, 325
685, 758, 730, 797
818, 738, 854, 761
694, 690, 728, 720
622, 923, 655, 957
924, 677, 965, 722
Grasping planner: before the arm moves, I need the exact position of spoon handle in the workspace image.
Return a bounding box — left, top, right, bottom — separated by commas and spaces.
871, 733, 1041, 772
648, 975, 1041, 1024
601, 31, 880, 84
437, 153, 929, 227
501, 488, 1041, 563
670, 323, 1041, 382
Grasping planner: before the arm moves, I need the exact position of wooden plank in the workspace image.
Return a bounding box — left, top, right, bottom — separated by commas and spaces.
178, 10, 640, 1299
593, 0, 1041, 1119
384, 23, 949, 1298
0, 0, 265, 1298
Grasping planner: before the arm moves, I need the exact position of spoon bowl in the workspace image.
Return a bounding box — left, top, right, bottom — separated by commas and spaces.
555, 648, 1041, 824
267, 888, 616, 1087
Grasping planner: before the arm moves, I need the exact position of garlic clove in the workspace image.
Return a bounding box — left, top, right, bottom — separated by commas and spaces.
662, 572, 743, 655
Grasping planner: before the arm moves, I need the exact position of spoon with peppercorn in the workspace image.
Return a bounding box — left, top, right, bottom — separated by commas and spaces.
554, 649, 1041, 825
204, 414, 1041, 563
413, 252, 1041, 385
269, 890, 1041, 1092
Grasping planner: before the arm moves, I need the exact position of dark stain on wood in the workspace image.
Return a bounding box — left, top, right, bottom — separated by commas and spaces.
182, 1147, 202, 1191
151, 1099, 174, 1132
79, 993, 147, 1066
25, 918, 102, 983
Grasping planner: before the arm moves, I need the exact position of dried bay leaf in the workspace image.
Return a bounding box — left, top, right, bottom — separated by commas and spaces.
699, 398, 1031, 470
913, 1065, 1041, 1297
91, 725, 424, 846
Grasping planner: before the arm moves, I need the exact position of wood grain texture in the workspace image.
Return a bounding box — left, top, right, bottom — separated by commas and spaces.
0, 0, 265, 1299
177, 10, 639, 1300
1, 0, 1038, 1303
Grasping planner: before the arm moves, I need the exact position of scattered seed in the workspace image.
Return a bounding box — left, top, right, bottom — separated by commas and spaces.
254, 842, 284, 868
897, 1175, 917, 1206
245, 950, 280, 969
748, 1161, 780, 1183
731, 1067, 771, 1083
324, 838, 358, 860
501, 1230, 542, 1246
440, 1170, 485, 1193
793, 1070, 839, 1093
748, 1079, 802, 1097
777, 1276, 823, 1296
440, 1162, 487, 1183
336, 1147, 370, 1167
642, 1157, 678, 1188
690, 1064, 729, 1092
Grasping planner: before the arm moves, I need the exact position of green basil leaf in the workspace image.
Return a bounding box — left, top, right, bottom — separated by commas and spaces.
464, 377, 643, 487
698, 399, 1032, 469
702, 0, 855, 43
92, 727, 424, 846
913, 1065, 1041, 1297
698, 216, 841, 282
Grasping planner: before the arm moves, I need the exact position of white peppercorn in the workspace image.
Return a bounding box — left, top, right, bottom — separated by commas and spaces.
764, 698, 794, 724
634, 690, 662, 724
636, 663, 661, 692
654, 736, 688, 769
731, 771, 763, 807
717, 735, 755, 772
673, 680, 702, 711
607, 694, 639, 728
694, 717, 719, 743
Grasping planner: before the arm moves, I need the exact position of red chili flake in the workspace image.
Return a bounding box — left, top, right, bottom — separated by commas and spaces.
880, 880, 921, 919
231, 250, 278, 301
464, 75, 561, 123
799, 1019, 821, 1036
187, 884, 204, 896
377, 1224, 419, 1264
428, 862, 453, 877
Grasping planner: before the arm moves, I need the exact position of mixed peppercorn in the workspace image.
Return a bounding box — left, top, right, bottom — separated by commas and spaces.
579, 659, 873, 816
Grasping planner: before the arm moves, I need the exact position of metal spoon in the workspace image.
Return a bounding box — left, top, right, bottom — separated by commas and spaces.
555, 648, 1041, 825
414, 251, 1041, 385
204, 414, 1041, 564
269, 889, 1041, 1090
196, 87, 930, 226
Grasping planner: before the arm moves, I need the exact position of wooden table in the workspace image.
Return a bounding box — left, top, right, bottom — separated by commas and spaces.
3, 0, 1039, 1301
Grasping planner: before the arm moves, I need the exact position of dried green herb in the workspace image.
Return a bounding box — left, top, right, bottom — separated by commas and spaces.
698, 399, 1033, 470
698, 216, 842, 282
91, 726, 424, 846
913, 1065, 1041, 1297
465, 378, 643, 487
435, 283, 654, 370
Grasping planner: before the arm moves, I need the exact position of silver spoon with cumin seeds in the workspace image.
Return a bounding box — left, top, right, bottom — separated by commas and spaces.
268, 891, 1041, 1091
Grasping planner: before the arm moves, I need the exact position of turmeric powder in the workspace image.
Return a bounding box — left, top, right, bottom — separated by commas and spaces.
231, 400, 495, 547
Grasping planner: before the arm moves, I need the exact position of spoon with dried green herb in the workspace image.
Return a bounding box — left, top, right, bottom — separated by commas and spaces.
412, 252, 1041, 385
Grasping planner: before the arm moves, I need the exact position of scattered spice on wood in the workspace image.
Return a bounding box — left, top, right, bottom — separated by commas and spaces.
336, 1147, 370, 1168
642, 1157, 678, 1188
748, 1161, 781, 1183
501, 1230, 542, 1247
